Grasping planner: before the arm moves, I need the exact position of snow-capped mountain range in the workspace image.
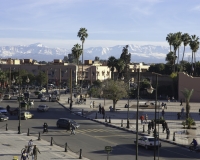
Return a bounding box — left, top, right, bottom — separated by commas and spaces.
0, 43, 197, 63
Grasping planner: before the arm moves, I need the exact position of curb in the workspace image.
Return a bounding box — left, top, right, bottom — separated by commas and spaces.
58, 101, 189, 150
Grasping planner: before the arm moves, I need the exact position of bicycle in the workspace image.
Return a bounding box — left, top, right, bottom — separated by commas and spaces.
189, 145, 200, 152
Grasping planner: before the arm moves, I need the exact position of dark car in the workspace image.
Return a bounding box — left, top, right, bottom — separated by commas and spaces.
0, 107, 8, 115
0, 113, 9, 121
56, 118, 80, 130
37, 105, 49, 112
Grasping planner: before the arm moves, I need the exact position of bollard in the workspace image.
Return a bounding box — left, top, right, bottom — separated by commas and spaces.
6, 124, 8, 131
109, 117, 111, 123
173, 132, 176, 141
82, 109, 84, 116
50, 137, 53, 146
65, 142, 68, 152
143, 125, 145, 133
27, 128, 30, 136
38, 132, 41, 141
95, 113, 97, 119
126, 119, 130, 129
79, 149, 82, 159
105, 116, 107, 122
121, 119, 123, 127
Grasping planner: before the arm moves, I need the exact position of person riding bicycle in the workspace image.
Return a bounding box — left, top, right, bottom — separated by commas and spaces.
191, 138, 198, 149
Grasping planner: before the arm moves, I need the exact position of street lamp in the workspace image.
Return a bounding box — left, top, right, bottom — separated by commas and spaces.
135, 69, 155, 160
18, 69, 22, 134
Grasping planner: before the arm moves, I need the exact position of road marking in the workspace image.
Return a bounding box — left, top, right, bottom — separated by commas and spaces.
94, 135, 133, 138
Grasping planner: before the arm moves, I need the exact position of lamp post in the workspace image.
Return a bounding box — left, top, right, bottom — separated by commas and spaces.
126, 79, 131, 129
18, 69, 21, 134
136, 68, 140, 160
146, 72, 161, 160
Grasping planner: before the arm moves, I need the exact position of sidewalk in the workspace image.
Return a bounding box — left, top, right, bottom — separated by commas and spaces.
0, 130, 89, 160
59, 94, 200, 148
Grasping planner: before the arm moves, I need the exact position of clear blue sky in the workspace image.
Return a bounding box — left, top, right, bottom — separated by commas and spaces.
0, 0, 200, 49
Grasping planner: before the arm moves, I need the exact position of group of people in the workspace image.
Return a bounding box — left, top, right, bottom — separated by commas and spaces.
98, 103, 105, 116
21, 139, 41, 160
90, 101, 95, 108
140, 114, 148, 124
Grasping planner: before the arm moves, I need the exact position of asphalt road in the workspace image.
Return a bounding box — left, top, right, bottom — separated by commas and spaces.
0, 96, 199, 160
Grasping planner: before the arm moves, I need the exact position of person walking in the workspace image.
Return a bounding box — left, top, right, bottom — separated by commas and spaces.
49, 94, 51, 102
102, 107, 105, 119
99, 103, 102, 114
151, 120, 154, 130
162, 110, 165, 117
148, 121, 152, 131
32, 145, 41, 160
28, 139, 33, 156
21, 150, 29, 160
140, 115, 144, 124
90, 101, 92, 108
71, 123, 76, 135
162, 122, 166, 133
177, 112, 181, 119
93, 101, 95, 108
181, 107, 184, 116
145, 114, 148, 124
68, 98, 70, 104
180, 99, 183, 106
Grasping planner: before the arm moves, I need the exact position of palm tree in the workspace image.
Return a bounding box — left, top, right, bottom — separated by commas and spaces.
77, 28, 88, 90
0, 70, 7, 90
181, 33, 191, 62
107, 56, 117, 80
165, 51, 177, 72
71, 43, 83, 86
175, 32, 182, 65
166, 33, 174, 52
189, 35, 199, 75
181, 88, 194, 118
115, 58, 125, 80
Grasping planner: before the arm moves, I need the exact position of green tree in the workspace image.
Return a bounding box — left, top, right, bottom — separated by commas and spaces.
35, 71, 47, 87
77, 28, 88, 87
181, 33, 191, 62
165, 51, 177, 72
189, 35, 199, 75
181, 88, 194, 118
166, 33, 174, 52
115, 58, 125, 79
102, 79, 127, 110
72, 43, 83, 86
120, 45, 131, 81
107, 56, 117, 80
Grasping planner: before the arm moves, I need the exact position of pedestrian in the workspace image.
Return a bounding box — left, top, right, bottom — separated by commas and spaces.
145, 114, 148, 123
168, 97, 170, 102
148, 121, 152, 131
124, 104, 128, 108
140, 115, 144, 124
21, 150, 29, 160
71, 123, 76, 135
164, 103, 167, 109
70, 101, 73, 110
49, 94, 51, 102
90, 101, 92, 108
102, 107, 105, 118
177, 112, 181, 120
180, 99, 183, 106
181, 107, 184, 116
32, 145, 41, 160
162, 122, 166, 133
28, 139, 33, 156
165, 122, 169, 130
99, 103, 102, 114
172, 96, 175, 102
162, 110, 165, 117
151, 120, 154, 130
93, 101, 95, 108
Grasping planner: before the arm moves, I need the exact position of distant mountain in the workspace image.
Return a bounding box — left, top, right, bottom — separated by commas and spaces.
0, 43, 197, 63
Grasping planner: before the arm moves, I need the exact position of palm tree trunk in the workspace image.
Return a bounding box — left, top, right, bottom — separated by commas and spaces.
181, 46, 185, 62
191, 52, 194, 75
81, 41, 84, 93
177, 47, 179, 65
173, 50, 176, 72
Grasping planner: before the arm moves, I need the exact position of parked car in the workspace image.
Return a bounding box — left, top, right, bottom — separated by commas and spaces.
37, 105, 49, 112
0, 113, 9, 121
19, 111, 34, 120
134, 136, 161, 149
3, 94, 11, 100
56, 118, 80, 130
0, 107, 8, 115
51, 95, 59, 102
40, 95, 48, 102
